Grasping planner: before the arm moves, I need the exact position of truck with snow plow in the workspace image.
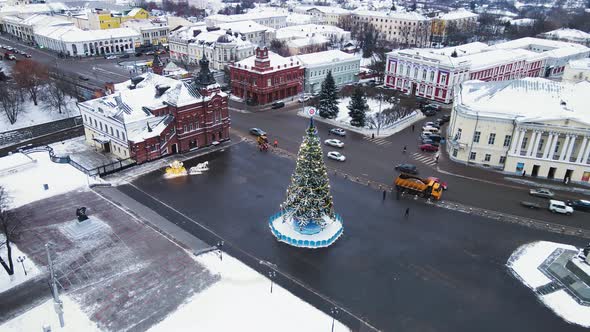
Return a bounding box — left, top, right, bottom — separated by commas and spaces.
394, 174, 443, 200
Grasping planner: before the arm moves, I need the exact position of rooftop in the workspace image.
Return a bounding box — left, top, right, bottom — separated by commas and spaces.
218, 20, 275, 34
0, 2, 68, 14
276, 24, 347, 40
287, 34, 329, 48
540, 28, 590, 41
352, 9, 429, 21
457, 78, 590, 125
206, 8, 288, 24
296, 49, 359, 66
436, 9, 478, 20
567, 58, 590, 70
233, 50, 300, 73
306, 6, 351, 15
35, 25, 140, 43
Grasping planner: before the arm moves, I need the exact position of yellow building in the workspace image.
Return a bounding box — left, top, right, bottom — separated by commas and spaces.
89, 8, 150, 30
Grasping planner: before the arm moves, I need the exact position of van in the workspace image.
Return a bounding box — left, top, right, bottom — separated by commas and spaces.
549, 200, 573, 215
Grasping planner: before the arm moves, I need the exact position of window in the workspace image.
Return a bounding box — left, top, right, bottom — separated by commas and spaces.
122, 132, 126, 141
484, 154, 491, 162
473, 131, 481, 143
83, 114, 87, 122
440, 73, 447, 85
554, 140, 560, 153
452, 149, 458, 157
503, 135, 511, 147
521, 137, 528, 149
100, 122, 103, 131
469, 152, 476, 160
538, 138, 544, 151
456, 128, 462, 140
430, 71, 434, 82
110, 127, 114, 136
488, 133, 496, 145
499, 156, 506, 164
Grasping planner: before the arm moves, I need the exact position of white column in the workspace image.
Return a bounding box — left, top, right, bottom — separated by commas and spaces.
526, 131, 537, 156
515, 129, 526, 155
583, 138, 590, 164
542, 132, 554, 159
559, 135, 571, 161
510, 129, 522, 154
531, 131, 543, 158
577, 136, 589, 164
549, 133, 560, 160
565, 135, 577, 162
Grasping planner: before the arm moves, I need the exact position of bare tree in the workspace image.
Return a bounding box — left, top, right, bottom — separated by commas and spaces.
0, 83, 24, 125
43, 77, 71, 115
12, 60, 49, 106
270, 39, 290, 57
0, 186, 18, 277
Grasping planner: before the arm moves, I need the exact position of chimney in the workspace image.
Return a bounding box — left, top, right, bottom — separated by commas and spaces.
155, 84, 170, 97
131, 76, 145, 86
193, 29, 201, 37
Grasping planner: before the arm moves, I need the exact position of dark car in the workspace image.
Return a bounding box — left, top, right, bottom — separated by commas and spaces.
135, 52, 143, 57
271, 101, 285, 109
249, 128, 267, 136
566, 199, 590, 212
423, 109, 436, 117
442, 114, 451, 121
78, 75, 90, 81
424, 103, 441, 111
427, 134, 443, 142
421, 138, 437, 145
120, 54, 130, 58
145, 51, 155, 56
420, 143, 439, 152
395, 163, 418, 174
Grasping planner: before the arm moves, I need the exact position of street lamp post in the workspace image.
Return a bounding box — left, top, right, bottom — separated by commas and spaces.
377, 87, 384, 137
330, 307, 339, 332
16, 256, 27, 276
216, 241, 224, 261
268, 271, 276, 293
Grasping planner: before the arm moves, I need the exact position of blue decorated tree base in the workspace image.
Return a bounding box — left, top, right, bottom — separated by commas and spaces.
269, 211, 344, 249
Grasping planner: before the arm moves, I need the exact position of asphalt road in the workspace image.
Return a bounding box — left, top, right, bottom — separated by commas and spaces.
228, 103, 590, 230
123, 141, 587, 332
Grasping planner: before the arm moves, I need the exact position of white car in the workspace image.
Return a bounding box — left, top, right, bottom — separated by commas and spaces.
324, 139, 344, 148
422, 126, 439, 133
327, 151, 346, 161
298, 95, 311, 103
549, 200, 573, 215
105, 55, 117, 60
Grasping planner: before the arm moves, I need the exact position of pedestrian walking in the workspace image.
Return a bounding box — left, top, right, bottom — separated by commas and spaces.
405, 208, 410, 218
411, 124, 415, 132
273, 139, 278, 148
382, 190, 387, 201
372, 133, 375, 139
522, 170, 526, 177
435, 155, 439, 163
403, 146, 407, 154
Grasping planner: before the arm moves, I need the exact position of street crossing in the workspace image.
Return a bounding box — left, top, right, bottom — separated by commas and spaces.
411, 152, 438, 167
362, 136, 392, 146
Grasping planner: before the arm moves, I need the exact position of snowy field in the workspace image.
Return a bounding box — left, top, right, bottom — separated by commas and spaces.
507, 241, 590, 328
0, 295, 99, 332
149, 252, 349, 332
0, 241, 41, 293
0, 152, 95, 209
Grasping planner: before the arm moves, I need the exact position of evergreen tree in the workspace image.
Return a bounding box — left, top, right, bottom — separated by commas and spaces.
283, 118, 335, 229
348, 88, 368, 128
362, 27, 374, 58
318, 71, 339, 119
410, 1, 417, 11
391, 2, 396, 11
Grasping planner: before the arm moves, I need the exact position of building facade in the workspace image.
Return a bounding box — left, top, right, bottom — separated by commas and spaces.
563, 58, 590, 83
205, 10, 288, 30
430, 9, 478, 46
351, 10, 431, 47
1, 14, 72, 41
230, 47, 304, 105
275, 24, 351, 44
384, 38, 590, 103
78, 57, 230, 164
122, 19, 169, 46
87, 7, 149, 30
296, 50, 360, 93
447, 78, 590, 184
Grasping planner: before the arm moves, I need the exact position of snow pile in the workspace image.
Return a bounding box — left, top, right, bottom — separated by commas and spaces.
149, 252, 349, 332
334, 96, 395, 127
0, 152, 94, 209
0, 295, 99, 332
0, 94, 78, 134
507, 241, 590, 328
0, 241, 41, 293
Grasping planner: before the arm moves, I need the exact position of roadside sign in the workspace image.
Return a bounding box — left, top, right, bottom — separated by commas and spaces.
305, 107, 316, 117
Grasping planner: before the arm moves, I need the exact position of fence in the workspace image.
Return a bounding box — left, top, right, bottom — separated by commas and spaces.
0, 116, 83, 148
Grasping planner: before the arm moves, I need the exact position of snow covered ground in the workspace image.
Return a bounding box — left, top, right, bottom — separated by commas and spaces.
0, 295, 100, 332
0, 241, 41, 294
149, 252, 350, 332
507, 241, 590, 328
0, 152, 97, 209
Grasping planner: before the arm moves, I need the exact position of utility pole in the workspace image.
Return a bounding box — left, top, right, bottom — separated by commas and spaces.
46, 243, 64, 328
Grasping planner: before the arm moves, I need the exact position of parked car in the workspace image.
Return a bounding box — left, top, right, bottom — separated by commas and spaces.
420, 133, 432, 140
104, 55, 117, 60
529, 188, 554, 198
327, 151, 346, 161
271, 101, 285, 109
324, 139, 344, 148
297, 95, 311, 103
329, 128, 346, 136
427, 177, 448, 190
6, 54, 16, 60
395, 163, 418, 174
424, 103, 441, 111
435, 118, 446, 126
420, 143, 439, 152
424, 121, 440, 129
549, 199, 573, 215
120, 54, 130, 58
421, 138, 437, 145
145, 51, 155, 56
422, 109, 436, 116
23, 53, 31, 58
566, 199, 590, 212
422, 126, 439, 134
442, 114, 451, 122
249, 128, 266, 136
427, 134, 443, 142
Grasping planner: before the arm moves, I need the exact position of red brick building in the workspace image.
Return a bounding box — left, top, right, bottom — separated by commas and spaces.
80, 55, 230, 164
230, 47, 304, 105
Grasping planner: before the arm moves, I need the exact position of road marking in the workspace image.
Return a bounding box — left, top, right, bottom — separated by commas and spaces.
362, 136, 392, 146
94, 67, 128, 79
411, 152, 437, 166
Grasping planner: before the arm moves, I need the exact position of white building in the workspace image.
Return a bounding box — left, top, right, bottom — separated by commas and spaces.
563, 58, 590, 83
205, 9, 288, 30
34, 25, 140, 56
538, 28, 590, 47
287, 34, 330, 55
296, 49, 360, 93
384, 37, 590, 103
168, 24, 256, 70
218, 20, 276, 47
2, 13, 72, 41
447, 78, 590, 184
276, 24, 351, 44
122, 19, 169, 46
351, 9, 431, 47
0, 2, 68, 18
293, 6, 351, 26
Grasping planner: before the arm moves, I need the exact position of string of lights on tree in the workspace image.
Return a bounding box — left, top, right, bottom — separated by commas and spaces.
282, 120, 335, 229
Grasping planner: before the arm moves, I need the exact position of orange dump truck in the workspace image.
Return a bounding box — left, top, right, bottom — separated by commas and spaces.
394, 174, 443, 200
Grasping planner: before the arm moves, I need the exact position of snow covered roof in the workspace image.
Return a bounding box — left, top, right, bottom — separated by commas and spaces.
567, 58, 590, 71
0, 3, 68, 14
35, 25, 140, 42
126, 7, 143, 17
306, 6, 350, 15
218, 20, 275, 34
276, 24, 347, 40
296, 50, 359, 66
287, 35, 329, 48
206, 8, 287, 23
435, 9, 478, 20
352, 9, 429, 21
233, 50, 301, 73
286, 13, 315, 26
488, 37, 590, 59
457, 78, 590, 125
170, 24, 253, 47
539, 28, 590, 42
434, 42, 489, 56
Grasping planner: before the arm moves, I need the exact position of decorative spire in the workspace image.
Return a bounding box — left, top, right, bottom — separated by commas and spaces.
194, 53, 217, 89
152, 52, 164, 75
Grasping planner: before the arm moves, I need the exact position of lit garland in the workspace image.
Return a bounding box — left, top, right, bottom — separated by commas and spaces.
282, 119, 336, 228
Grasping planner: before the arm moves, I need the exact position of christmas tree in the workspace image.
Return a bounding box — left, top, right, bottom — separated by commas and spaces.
282, 118, 335, 229
348, 87, 368, 127
318, 71, 339, 119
